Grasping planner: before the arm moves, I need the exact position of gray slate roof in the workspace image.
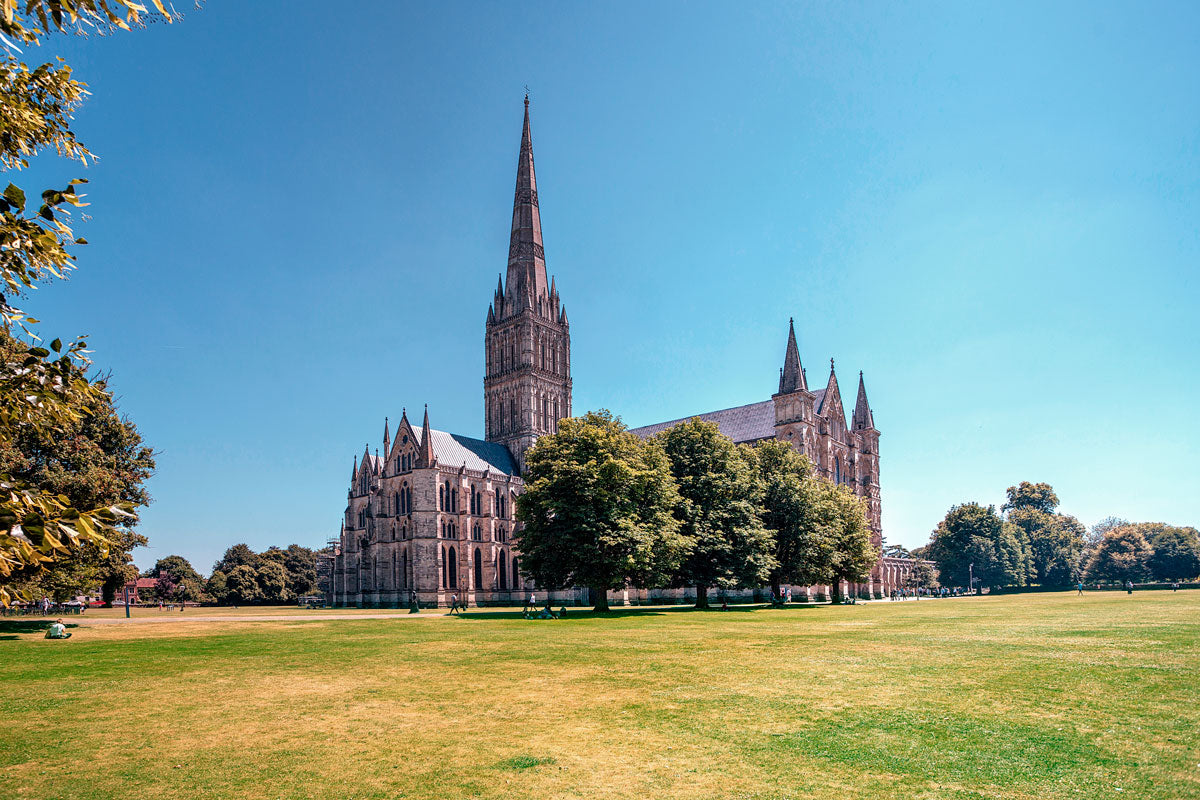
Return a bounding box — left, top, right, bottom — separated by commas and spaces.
812, 388, 827, 414
630, 389, 831, 444
416, 428, 517, 475
629, 400, 777, 444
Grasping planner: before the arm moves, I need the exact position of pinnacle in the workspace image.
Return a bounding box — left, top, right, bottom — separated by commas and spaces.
779, 318, 806, 393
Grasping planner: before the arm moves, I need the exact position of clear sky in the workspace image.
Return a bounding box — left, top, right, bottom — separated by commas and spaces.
17, 1, 1199, 573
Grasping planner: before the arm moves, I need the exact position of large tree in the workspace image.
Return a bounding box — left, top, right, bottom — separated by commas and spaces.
927, 503, 1028, 591
1001, 481, 1083, 587
656, 420, 775, 608
212, 544, 257, 576
224, 564, 264, 605
0, 0, 171, 603
816, 482, 877, 603
515, 410, 685, 612
1001, 482, 1060, 514
146, 554, 204, 603
1140, 524, 1200, 582
1007, 506, 1084, 587
261, 544, 320, 598
1085, 525, 1154, 583
0, 331, 155, 603
741, 440, 829, 597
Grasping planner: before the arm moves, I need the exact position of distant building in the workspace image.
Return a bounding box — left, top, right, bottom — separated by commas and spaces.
113, 577, 159, 605
333, 98, 899, 607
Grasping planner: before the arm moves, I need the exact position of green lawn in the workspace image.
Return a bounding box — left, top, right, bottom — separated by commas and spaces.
1, 592, 1197, 800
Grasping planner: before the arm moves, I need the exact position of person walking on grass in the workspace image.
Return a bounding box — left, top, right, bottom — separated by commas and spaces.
1077, 581, 1084, 595
1126, 580, 1134, 595
448, 593, 460, 615
523, 593, 535, 615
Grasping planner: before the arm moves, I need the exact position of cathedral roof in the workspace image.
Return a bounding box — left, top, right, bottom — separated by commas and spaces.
414, 427, 518, 475
629, 400, 777, 444
812, 388, 828, 414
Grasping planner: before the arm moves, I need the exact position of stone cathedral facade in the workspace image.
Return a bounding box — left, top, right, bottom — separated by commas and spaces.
332, 99, 898, 608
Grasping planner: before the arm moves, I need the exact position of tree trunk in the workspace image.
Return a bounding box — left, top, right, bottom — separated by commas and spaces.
591, 586, 610, 612
770, 575, 782, 601
695, 584, 709, 609
830, 578, 843, 604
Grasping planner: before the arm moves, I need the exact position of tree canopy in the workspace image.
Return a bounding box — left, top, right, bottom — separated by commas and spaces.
206, 543, 321, 605
515, 410, 685, 611
927, 503, 1028, 590
1143, 524, 1200, 582
1001, 481, 1060, 514
814, 481, 876, 602
655, 419, 775, 607
1084, 526, 1154, 583
0, 0, 172, 603
741, 439, 830, 594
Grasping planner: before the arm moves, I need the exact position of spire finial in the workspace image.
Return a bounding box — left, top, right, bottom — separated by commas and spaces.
830, 357, 835, 372
778, 318, 806, 394
853, 369, 875, 430
507, 93, 548, 309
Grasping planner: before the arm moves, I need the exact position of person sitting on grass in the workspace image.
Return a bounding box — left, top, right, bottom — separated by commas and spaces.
45, 619, 71, 640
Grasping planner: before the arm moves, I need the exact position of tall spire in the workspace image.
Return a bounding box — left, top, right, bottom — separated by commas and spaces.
382, 416, 390, 455
778, 317, 806, 393
506, 94, 549, 309
852, 371, 876, 430
417, 404, 435, 468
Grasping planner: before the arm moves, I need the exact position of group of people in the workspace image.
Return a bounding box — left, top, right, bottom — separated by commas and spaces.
1, 597, 87, 616
521, 594, 566, 620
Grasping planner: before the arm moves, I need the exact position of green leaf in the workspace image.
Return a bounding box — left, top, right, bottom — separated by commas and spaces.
50, 338, 61, 353
3, 184, 25, 211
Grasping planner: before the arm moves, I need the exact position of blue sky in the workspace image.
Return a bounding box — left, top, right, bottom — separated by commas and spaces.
16, 1, 1199, 572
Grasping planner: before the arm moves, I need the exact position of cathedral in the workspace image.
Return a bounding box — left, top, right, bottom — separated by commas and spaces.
331, 98, 901, 608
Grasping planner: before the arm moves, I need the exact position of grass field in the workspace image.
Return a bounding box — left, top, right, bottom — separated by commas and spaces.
1, 592, 1197, 800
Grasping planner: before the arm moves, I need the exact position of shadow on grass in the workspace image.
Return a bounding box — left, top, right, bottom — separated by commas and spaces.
454, 603, 828, 621
0, 619, 78, 635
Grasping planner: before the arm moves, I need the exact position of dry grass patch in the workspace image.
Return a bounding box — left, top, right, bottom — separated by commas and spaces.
1, 592, 1197, 799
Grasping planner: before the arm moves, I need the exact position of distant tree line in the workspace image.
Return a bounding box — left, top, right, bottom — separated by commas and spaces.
923, 482, 1199, 591
515, 411, 876, 611
139, 544, 328, 606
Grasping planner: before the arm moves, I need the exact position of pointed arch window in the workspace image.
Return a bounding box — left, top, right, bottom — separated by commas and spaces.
498, 550, 508, 590
512, 556, 520, 589
447, 546, 458, 589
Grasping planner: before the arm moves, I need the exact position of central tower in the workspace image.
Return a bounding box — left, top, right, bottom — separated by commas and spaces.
484, 97, 572, 472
